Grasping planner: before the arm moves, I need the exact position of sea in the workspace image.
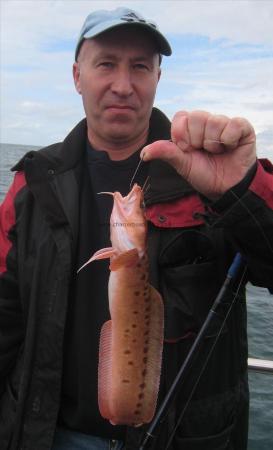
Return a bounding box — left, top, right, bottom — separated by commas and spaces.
0, 143, 272, 449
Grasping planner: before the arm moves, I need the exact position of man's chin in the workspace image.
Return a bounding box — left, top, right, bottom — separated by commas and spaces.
105, 124, 137, 142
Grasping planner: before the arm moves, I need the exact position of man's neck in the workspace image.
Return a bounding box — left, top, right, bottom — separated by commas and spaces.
87, 129, 148, 161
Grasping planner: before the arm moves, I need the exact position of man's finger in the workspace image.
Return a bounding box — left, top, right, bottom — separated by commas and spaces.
220, 117, 256, 146
141, 140, 179, 163
186, 111, 210, 149
140, 140, 193, 181
171, 112, 190, 148
204, 114, 229, 149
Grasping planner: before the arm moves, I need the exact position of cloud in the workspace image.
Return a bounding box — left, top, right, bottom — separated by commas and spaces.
1, 0, 273, 162
151, 0, 273, 45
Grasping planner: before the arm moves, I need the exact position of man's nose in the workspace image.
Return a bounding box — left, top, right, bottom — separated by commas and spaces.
111, 69, 133, 97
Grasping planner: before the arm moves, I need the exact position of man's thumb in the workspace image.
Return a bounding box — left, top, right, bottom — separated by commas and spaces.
140, 140, 180, 166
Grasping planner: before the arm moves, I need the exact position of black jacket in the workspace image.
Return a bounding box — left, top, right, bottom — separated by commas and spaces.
1, 109, 273, 450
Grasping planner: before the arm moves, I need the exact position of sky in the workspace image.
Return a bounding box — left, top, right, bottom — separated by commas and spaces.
1, 0, 273, 160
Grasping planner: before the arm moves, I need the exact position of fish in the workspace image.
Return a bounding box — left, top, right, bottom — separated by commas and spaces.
78, 183, 164, 426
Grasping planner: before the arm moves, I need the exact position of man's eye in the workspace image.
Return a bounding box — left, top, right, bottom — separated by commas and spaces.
99, 62, 114, 68
134, 64, 149, 71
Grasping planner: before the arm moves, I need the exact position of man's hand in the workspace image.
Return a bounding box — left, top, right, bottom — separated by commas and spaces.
141, 111, 256, 199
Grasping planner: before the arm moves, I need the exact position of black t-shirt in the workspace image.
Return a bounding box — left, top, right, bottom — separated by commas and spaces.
59, 142, 149, 439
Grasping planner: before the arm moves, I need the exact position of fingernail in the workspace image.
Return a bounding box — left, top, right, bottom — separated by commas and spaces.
140, 147, 148, 160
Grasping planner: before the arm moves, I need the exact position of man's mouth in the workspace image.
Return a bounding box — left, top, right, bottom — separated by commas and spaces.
106, 105, 135, 111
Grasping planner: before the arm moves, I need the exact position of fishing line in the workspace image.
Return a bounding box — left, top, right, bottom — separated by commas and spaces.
202, 151, 273, 256
165, 263, 247, 449
206, 186, 273, 256
142, 175, 150, 194
130, 156, 144, 190
228, 189, 273, 255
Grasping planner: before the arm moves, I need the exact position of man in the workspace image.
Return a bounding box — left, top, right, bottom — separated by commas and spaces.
0, 6, 273, 450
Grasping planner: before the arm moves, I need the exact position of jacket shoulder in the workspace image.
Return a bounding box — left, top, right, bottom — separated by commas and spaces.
12, 118, 87, 172
12, 142, 62, 172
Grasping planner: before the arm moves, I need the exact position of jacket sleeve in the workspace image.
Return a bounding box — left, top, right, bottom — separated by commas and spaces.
209, 159, 273, 291
0, 173, 25, 396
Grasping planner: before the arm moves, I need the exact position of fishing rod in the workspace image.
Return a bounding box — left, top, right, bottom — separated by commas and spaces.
138, 252, 245, 450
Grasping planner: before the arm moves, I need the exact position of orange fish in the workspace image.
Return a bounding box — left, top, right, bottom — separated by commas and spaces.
78, 184, 164, 426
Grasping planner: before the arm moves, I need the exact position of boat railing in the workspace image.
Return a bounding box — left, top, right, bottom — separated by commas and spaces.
248, 358, 273, 374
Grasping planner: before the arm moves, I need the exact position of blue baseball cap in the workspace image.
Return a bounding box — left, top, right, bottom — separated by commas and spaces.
75, 7, 172, 60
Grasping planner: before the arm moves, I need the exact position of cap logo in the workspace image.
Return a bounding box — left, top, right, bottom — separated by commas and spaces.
121, 12, 142, 21
120, 12, 157, 28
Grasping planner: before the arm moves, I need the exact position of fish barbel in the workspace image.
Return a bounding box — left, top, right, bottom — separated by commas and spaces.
78, 184, 164, 426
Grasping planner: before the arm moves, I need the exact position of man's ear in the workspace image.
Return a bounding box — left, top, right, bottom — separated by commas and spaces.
73, 62, 82, 94
158, 67, 161, 83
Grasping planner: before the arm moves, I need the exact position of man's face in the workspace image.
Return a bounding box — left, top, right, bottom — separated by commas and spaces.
73, 27, 161, 149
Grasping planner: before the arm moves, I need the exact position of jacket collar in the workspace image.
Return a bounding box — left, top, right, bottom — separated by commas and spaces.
13, 108, 194, 205
12, 119, 87, 176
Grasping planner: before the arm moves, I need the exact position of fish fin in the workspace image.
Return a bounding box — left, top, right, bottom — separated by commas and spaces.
141, 285, 164, 422
110, 248, 139, 271
98, 320, 113, 421
150, 285, 164, 308
77, 247, 116, 273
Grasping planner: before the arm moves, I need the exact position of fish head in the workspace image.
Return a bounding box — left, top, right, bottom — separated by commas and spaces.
110, 184, 146, 257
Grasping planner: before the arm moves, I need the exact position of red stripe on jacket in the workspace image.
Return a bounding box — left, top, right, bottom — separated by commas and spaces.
0, 172, 26, 274
146, 194, 205, 228
249, 159, 273, 209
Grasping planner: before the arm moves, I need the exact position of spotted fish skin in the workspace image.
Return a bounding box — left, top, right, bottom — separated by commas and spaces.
80, 184, 164, 426
100, 252, 163, 426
